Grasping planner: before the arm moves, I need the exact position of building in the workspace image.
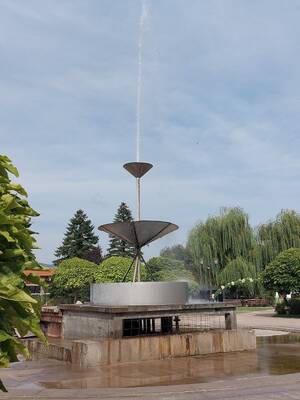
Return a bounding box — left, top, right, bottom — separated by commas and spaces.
24, 269, 55, 298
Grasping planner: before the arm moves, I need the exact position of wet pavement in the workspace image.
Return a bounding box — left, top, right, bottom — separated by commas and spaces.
1, 334, 300, 392
237, 309, 300, 332
2, 311, 300, 399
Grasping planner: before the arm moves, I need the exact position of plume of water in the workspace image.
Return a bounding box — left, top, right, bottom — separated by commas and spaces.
136, 0, 149, 162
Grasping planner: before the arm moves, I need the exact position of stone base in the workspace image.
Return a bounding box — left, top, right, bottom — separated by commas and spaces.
59, 303, 238, 339
25, 329, 256, 367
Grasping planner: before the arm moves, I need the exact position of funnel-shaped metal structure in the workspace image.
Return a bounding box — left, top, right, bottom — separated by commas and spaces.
99, 221, 178, 249
99, 160, 178, 282
123, 162, 153, 178
99, 220, 178, 282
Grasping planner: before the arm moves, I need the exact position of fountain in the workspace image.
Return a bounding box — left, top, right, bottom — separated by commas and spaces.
90, 160, 188, 306
53, 1, 256, 367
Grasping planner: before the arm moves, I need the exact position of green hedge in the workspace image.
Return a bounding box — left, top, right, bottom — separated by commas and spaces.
275, 298, 300, 316
95, 256, 146, 283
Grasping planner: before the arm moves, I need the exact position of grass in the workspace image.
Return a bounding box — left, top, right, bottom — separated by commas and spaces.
236, 306, 274, 314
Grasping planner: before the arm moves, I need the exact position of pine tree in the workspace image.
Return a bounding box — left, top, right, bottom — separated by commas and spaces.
82, 245, 103, 265
54, 209, 99, 263
107, 202, 135, 257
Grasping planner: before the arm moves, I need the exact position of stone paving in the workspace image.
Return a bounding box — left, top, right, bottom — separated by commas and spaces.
1, 310, 300, 399
237, 309, 300, 333
1, 373, 300, 399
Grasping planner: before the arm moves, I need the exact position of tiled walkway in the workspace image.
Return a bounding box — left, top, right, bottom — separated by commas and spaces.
237, 309, 300, 332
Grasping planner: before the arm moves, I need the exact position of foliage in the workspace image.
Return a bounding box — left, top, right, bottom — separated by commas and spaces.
216, 257, 260, 298
217, 257, 256, 285
82, 246, 103, 265
146, 257, 200, 296
257, 210, 300, 269
0, 155, 45, 391
107, 203, 135, 258
54, 209, 98, 263
262, 248, 300, 296
160, 244, 188, 262
187, 208, 255, 286
275, 298, 300, 316
50, 257, 98, 303
95, 256, 146, 283
215, 277, 261, 299
275, 302, 287, 315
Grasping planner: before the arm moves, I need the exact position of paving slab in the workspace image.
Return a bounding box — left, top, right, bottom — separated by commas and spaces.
237, 310, 300, 333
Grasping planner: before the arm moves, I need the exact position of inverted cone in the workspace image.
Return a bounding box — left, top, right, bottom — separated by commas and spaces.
123, 162, 153, 178
99, 220, 178, 248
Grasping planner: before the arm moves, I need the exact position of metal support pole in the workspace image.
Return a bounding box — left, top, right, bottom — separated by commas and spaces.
134, 177, 141, 281
136, 177, 141, 221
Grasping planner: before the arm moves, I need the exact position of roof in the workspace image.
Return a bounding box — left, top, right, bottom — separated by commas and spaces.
24, 269, 56, 277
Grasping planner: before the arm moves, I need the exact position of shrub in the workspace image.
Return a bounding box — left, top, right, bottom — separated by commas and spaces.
0, 155, 45, 391
289, 298, 300, 315
263, 248, 300, 297
275, 302, 288, 315
94, 256, 146, 283
50, 257, 98, 303
275, 298, 300, 316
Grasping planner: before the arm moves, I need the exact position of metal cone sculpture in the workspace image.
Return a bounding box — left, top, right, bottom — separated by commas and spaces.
98, 162, 178, 282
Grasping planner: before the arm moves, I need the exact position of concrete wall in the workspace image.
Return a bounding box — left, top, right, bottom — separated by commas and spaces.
41, 308, 62, 338
72, 329, 256, 367
62, 311, 122, 339
25, 339, 71, 363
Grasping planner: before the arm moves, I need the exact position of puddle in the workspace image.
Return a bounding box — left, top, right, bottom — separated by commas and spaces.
9, 335, 300, 389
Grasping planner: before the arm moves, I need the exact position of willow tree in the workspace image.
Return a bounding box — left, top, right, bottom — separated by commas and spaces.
216, 257, 259, 298
257, 210, 300, 269
187, 208, 255, 286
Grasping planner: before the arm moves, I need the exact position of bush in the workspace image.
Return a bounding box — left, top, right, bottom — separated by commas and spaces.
50, 257, 98, 303
146, 256, 200, 296
289, 298, 300, 315
94, 256, 146, 283
263, 248, 300, 297
275, 298, 300, 316
275, 302, 287, 315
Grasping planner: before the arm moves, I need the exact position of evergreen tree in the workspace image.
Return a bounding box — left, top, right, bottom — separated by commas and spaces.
82, 245, 103, 265
54, 209, 99, 263
107, 202, 135, 257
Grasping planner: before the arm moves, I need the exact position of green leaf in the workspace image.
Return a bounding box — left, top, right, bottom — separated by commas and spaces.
0, 230, 15, 243
6, 183, 27, 196
0, 280, 37, 303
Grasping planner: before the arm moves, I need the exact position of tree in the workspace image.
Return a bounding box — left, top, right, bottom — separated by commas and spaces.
50, 257, 98, 303
95, 256, 146, 282
187, 207, 255, 286
107, 202, 135, 257
146, 257, 200, 296
257, 210, 300, 269
0, 155, 45, 392
262, 248, 300, 299
82, 246, 103, 265
217, 257, 259, 298
54, 209, 99, 263
160, 244, 188, 262
217, 257, 257, 285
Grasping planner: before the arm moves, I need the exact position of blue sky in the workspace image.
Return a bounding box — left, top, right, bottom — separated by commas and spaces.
2, 0, 300, 263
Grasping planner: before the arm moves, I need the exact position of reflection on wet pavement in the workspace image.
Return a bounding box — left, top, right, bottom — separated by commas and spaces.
5, 335, 300, 389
